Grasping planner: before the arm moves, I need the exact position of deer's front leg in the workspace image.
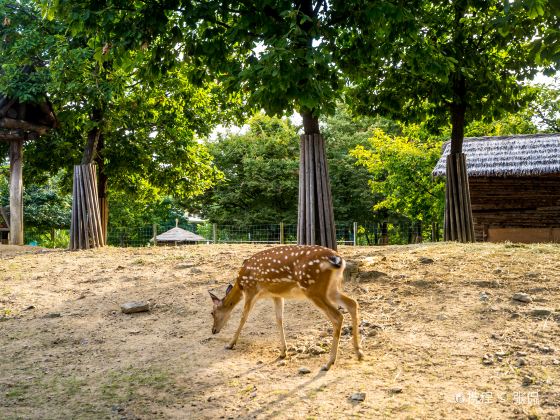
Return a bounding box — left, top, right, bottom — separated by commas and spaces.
226, 294, 256, 350
273, 297, 287, 358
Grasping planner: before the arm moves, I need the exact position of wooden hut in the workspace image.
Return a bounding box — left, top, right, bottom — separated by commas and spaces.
433, 133, 560, 243
0, 94, 57, 244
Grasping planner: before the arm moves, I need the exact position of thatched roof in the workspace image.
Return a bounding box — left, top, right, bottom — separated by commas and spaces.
155, 227, 207, 242
433, 133, 560, 177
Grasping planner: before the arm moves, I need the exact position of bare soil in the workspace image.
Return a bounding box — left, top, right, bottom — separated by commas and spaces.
1, 242, 559, 419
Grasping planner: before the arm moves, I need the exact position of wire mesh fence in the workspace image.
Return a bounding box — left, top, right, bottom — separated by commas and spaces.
24, 221, 443, 248
105, 221, 443, 248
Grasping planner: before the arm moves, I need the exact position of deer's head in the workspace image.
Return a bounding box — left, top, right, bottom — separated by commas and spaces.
209, 284, 234, 334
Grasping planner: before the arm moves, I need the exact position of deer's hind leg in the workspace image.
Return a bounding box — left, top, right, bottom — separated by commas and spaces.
273, 297, 287, 358
307, 294, 344, 371
333, 292, 364, 360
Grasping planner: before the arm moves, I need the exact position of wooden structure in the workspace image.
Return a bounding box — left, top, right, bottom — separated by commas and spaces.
297, 134, 337, 250
0, 95, 57, 245
433, 134, 560, 243
0, 206, 9, 244
69, 164, 105, 249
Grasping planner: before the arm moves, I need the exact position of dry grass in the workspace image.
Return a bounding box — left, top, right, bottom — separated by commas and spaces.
1, 242, 559, 419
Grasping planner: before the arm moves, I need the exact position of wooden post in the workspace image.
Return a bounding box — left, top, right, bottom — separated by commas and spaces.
353, 222, 358, 246
279, 222, 284, 244
444, 153, 475, 242
9, 139, 23, 245
297, 134, 337, 250
153, 224, 158, 246
212, 223, 217, 244
69, 164, 105, 250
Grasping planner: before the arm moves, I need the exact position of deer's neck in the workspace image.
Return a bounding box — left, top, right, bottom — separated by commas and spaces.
222, 282, 243, 310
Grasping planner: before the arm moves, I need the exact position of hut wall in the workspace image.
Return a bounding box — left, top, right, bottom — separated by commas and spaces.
470, 175, 560, 242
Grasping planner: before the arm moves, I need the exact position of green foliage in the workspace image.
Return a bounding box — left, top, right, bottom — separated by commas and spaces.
2, 0, 228, 232
322, 105, 399, 223
196, 113, 300, 225
338, 0, 549, 133
41, 0, 360, 120
351, 127, 445, 223
527, 79, 560, 132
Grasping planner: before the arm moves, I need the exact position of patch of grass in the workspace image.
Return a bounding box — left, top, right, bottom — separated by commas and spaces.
4, 383, 30, 399
99, 366, 172, 405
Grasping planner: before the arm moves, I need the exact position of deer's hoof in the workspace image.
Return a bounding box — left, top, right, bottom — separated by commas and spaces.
225, 343, 235, 350
320, 364, 332, 371
357, 350, 364, 361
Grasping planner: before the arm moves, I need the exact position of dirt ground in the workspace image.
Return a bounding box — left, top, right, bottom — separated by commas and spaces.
1, 242, 559, 419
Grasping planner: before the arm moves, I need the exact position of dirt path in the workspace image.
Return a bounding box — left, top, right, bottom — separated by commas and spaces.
1, 243, 559, 419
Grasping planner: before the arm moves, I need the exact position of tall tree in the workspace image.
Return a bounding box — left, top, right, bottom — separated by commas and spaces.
336, 0, 549, 242
42, 0, 374, 249
3, 0, 228, 246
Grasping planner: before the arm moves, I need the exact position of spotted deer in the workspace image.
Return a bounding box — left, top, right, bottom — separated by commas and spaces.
209, 245, 364, 371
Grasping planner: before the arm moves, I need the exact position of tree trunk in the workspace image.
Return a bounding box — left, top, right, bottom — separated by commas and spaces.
445, 102, 475, 242
8, 139, 23, 245
297, 111, 337, 250
95, 134, 108, 243
71, 108, 105, 249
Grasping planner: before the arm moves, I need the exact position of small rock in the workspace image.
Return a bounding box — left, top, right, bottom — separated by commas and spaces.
277, 360, 286, 366
341, 326, 353, 336
516, 358, 527, 367
256, 360, 263, 365
298, 367, 311, 375
344, 261, 359, 281
516, 351, 528, 357
308, 345, 326, 355
389, 387, 403, 394
530, 308, 552, 317
480, 292, 489, 302
24, 305, 35, 311
522, 375, 534, 386
190, 268, 203, 274
495, 350, 507, 357
525, 272, 539, 279
419, 257, 434, 264
538, 345, 554, 354
512, 293, 532, 303
43, 312, 61, 319
176, 263, 195, 269
351, 392, 366, 402
552, 359, 559, 365
120, 301, 150, 314
493, 268, 503, 274
510, 312, 521, 319
482, 354, 494, 365
437, 314, 448, 320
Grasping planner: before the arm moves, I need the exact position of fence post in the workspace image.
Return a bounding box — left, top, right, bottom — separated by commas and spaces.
212, 223, 217, 244
153, 224, 158, 246
279, 222, 285, 244
352, 222, 357, 246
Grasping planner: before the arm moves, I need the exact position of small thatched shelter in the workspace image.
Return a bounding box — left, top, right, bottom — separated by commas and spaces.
433, 133, 560, 243
155, 227, 208, 246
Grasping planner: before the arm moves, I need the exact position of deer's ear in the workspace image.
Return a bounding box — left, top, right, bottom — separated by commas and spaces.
225, 284, 233, 295
209, 291, 221, 306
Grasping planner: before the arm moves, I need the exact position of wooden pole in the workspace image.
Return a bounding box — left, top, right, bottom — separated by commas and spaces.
8, 139, 23, 245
